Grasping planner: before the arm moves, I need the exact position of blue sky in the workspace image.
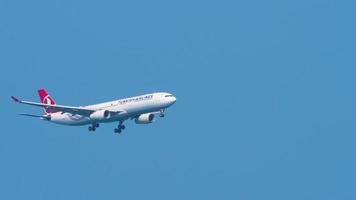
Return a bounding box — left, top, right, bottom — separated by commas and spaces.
0, 0, 355, 199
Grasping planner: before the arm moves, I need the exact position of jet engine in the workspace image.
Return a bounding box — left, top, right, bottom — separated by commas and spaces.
135, 113, 155, 124
90, 110, 111, 120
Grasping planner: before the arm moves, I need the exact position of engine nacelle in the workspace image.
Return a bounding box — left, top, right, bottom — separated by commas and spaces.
135, 113, 155, 124
90, 110, 111, 120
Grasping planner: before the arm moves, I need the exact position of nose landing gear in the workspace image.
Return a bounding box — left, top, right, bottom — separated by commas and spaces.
159, 109, 165, 118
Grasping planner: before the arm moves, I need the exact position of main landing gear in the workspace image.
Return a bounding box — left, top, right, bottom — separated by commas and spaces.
114, 121, 126, 134
88, 123, 99, 132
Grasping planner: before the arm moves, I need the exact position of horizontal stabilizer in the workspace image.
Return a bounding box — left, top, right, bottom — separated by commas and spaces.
19, 113, 51, 120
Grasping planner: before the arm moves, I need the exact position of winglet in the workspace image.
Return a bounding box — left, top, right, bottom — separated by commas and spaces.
11, 96, 21, 103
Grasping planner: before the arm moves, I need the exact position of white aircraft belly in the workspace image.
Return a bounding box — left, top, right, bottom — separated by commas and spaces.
50, 113, 91, 126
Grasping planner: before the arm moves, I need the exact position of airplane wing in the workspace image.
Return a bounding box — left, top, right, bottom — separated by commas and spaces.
11, 96, 121, 117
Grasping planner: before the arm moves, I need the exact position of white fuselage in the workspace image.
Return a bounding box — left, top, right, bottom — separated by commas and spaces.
48, 92, 176, 126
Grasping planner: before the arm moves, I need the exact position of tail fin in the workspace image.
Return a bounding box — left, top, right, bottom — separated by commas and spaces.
38, 89, 58, 114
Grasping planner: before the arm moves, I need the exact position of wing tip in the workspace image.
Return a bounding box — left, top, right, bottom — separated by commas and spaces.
11, 96, 21, 103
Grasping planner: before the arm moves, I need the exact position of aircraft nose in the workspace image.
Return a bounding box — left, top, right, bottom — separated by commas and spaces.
168, 96, 176, 105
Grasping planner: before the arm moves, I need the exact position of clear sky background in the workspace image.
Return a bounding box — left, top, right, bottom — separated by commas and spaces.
0, 0, 355, 199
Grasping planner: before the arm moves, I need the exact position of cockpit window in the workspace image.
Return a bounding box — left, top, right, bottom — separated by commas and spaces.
165, 95, 174, 97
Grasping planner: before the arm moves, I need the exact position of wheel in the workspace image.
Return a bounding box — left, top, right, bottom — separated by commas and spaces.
88, 127, 92, 131
121, 125, 126, 130
114, 128, 122, 133
95, 124, 100, 128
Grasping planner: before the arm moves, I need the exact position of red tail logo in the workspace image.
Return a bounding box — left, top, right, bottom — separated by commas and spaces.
38, 89, 58, 114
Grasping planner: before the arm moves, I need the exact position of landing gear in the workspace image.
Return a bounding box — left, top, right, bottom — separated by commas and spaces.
114, 121, 126, 134
159, 109, 165, 118
88, 123, 99, 132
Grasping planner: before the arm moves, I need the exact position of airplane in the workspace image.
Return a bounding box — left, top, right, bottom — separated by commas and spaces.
11, 89, 177, 133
